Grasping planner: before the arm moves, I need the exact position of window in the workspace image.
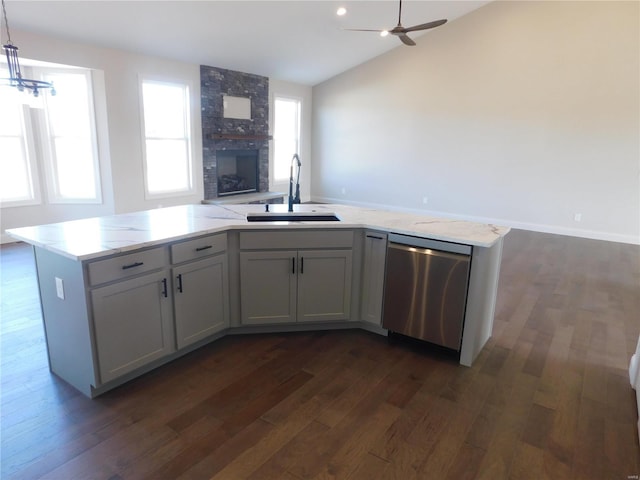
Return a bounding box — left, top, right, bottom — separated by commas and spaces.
0, 75, 39, 206
141, 80, 193, 197
273, 96, 301, 183
40, 69, 102, 203
0, 64, 102, 207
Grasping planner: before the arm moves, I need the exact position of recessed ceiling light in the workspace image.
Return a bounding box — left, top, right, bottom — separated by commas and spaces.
336, 7, 347, 16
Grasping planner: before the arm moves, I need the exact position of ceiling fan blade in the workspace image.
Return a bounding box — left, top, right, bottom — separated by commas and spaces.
398, 34, 416, 46
343, 28, 385, 33
404, 19, 447, 33
344, 0, 444, 46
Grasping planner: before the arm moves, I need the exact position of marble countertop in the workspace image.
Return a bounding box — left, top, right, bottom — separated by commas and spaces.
6, 203, 510, 261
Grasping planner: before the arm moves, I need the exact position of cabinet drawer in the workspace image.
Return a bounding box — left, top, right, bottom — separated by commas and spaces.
240, 230, 354, 250
88, 247, 168, 286
171, 233, 227, 264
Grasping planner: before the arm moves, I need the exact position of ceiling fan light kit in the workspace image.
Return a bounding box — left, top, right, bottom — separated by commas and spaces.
345, 0, 447, 46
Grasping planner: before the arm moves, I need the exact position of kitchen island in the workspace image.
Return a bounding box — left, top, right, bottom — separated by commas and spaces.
7, 203, 509, 397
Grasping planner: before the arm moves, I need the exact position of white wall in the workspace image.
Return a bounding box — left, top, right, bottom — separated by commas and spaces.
269, 79, 313, 202
311, 1, 640, 244
1, 31, 313, 242
1, 29, 203, 242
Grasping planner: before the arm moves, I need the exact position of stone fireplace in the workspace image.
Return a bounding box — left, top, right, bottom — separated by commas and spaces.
201, 65, 271, 201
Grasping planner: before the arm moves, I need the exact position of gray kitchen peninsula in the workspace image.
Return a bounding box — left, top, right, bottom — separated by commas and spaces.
7, 204, 510, 398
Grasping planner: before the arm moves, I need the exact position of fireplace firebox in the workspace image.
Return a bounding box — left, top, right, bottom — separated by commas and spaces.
216, 149, 259, 196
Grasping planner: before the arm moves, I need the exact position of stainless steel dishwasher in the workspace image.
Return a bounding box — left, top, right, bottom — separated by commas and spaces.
382, 233, 471, 351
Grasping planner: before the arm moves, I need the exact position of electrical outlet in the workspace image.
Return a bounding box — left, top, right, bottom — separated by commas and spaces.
574, 213, 582, 222
422, 196, 429, 205
55, 277, 65, 300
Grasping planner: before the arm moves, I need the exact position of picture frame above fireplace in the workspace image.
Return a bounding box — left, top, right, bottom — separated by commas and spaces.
223, 95, 251, 120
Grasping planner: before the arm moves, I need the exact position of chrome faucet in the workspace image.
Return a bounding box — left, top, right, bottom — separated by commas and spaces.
288, 154, 301, 212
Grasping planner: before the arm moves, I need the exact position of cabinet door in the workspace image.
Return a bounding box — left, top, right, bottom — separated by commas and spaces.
361, 232, 388, 325
91, 270, 174, 384
173, 254, 229, 349
240, 250, 297, 325
297, 249, 352, 322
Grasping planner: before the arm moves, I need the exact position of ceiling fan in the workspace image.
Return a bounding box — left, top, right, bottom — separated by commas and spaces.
345, 0, 447, 46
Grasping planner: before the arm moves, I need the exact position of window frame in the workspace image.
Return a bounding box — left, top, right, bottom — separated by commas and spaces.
139, 77, 195, 200
37, 67, 103, 204
0, 69, 42, 208
271, 94, 302, 187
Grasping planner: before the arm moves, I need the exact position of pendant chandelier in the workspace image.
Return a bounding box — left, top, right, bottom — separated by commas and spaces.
1, 0, 55, 97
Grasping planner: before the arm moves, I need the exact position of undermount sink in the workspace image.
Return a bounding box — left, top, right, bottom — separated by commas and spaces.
246, 212, 341, 222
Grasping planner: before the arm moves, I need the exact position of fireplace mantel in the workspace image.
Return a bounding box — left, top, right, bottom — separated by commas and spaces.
207, 133, 272, 141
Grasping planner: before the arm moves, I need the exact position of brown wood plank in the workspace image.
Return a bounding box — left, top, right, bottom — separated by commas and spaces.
521, 403, 555, 449
445, 441, 487, 480
176, 418, 276, 479
311, 402, 402, 479
508, 442, 545, 480
344, 452, 390, 480
368, 389, 441, 461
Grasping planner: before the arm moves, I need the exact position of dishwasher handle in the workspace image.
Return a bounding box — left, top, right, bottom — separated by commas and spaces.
387, 233, 472, 256
388, 242, 471, 261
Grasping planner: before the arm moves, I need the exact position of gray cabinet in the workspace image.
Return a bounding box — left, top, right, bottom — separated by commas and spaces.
90, 269, 174, 384
239, 250, 297, 325
239, 230, 354, 326
86, 234, 229, 390
173, 254, 229, 348
240, 249, 352, 325
170, 233, 229, 348
297, 250, 352, 322
360, 231, 388, 325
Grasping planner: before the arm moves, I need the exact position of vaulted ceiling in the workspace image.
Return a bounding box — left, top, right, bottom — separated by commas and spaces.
3, 1, 490, 85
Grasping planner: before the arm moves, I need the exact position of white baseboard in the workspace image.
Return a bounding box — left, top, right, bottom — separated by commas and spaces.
311, 196, 640, 245
0, 233, 21, 245
631, 337, 640, 445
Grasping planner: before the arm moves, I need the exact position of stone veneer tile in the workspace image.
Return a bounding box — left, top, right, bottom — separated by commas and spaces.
201, 65, 270, 199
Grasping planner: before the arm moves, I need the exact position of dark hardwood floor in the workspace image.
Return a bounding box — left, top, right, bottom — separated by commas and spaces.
1, 229, 639, 479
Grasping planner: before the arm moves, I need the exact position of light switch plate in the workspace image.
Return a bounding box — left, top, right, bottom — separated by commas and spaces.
55, 277, 65, 300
